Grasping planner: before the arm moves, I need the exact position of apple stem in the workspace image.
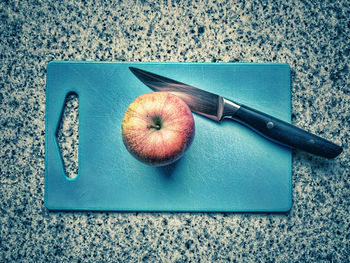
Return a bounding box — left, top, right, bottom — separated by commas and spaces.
148, 116, 162, 130
148, 124, 161, 130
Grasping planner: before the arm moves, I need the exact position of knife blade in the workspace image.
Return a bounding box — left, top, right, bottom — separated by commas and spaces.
129, 67, 343, 159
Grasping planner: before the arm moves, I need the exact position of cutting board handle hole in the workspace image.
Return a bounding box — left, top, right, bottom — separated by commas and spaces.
55, 92, 79, 179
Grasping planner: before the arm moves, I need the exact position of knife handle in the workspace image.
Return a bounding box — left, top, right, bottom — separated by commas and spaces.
231, 105, 343, 158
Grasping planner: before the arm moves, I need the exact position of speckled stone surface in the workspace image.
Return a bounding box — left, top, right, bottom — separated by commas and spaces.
1, 0, 349, 262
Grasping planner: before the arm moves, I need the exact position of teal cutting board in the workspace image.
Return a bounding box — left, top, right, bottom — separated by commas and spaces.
45, 61, 292, 212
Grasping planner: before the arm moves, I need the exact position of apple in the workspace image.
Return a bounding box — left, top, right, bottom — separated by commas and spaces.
121, 92, 195, 166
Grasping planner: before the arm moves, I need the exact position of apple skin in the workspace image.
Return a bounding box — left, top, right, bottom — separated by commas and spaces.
121, 92, 195, 166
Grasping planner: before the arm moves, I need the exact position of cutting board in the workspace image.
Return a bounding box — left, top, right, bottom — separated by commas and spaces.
45, 61, 292, 212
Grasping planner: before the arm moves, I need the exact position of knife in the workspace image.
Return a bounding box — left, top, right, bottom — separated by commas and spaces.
129, 67, 343, 159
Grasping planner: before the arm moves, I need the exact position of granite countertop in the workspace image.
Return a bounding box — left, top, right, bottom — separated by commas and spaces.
1, 0, 349, 262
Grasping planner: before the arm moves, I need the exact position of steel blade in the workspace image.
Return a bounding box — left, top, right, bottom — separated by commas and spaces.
129, 67, 224, 121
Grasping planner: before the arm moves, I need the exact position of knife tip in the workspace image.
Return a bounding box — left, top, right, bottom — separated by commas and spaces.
129, 66, 137, 73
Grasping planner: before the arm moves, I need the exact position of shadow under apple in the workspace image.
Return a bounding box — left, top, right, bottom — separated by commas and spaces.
155, 157, 183, 179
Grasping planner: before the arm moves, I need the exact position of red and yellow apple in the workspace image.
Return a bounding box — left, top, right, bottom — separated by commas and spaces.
121, 92, 195, 166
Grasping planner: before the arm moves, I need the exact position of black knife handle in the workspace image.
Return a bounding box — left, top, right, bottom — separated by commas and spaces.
231, 105, 343, 158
